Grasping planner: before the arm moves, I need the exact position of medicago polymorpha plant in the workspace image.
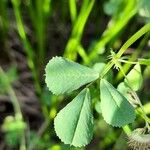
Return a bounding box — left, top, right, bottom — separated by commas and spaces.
45, 23, 150, 148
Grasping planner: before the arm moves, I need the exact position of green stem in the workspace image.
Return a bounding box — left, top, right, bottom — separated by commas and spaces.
20, 133, 26, 150
118, 59, 137, 64
36, 0, 45, 65
123, 125, 132, 135
69, 0, 77, 24
0, 0, 9, 39
101, 23, 150, 78
117, 23, 150, 58
77, 45, 89, 64
116, 32, 150, 81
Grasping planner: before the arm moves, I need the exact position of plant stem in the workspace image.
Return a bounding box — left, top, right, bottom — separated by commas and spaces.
20, 133, 26, 150
36, 0, 45, 65
101, 23, 150, 78
123, 125, 132, 135
116, 32, 150, 81
69, 0, 77, 24
118, 59, 137, 64
0, 0, 9, 39
117, 23, 150, 58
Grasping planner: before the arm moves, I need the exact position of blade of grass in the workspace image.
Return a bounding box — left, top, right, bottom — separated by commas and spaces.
36, 0, 45, 65
0, 0, 9, 39
27, 0, 51, 66
69, 0, 77, 24
64, 0, 95, 61
12, 0, 41, 95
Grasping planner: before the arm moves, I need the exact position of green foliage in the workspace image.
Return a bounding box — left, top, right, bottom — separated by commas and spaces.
139, 0, 150, 22
2, 115, 26, 147
64, 0, 95, 61
93, 62, 106, 74
103, 0, 124, 16
45, 23, 150, 144
45, 56, 99, 95
100, 79, 136, 127
0, 66, 18, 94
2, 116, 26, 132
1, 0, 150, 149
117, 82, 133, 103
54, 88, 93, 147
124, 63, 143, 91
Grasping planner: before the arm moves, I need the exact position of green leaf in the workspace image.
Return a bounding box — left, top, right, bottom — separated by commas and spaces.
54, 88, 93, 147
0, 66, 18, 94
100, 79, 135, 127
93, 63, 105, 73
117, 82, 136, 107
117, 82, 133, 101
45, 57, 99, 95
124, 63, 143, 91
95, 101, 101, 114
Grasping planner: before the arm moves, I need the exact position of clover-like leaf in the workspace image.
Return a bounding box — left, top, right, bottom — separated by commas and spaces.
54, 88, 93, 147
100, 79, 136, 127
124, 63, 143, 91
45, 56, 99, 95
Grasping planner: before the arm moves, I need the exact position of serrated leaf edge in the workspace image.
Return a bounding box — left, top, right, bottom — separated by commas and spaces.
100, 79, 136, 127
54, 88, 93, 147
45, 56, 99, 95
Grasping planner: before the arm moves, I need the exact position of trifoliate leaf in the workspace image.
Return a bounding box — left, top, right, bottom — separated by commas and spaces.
54, 88, 93, 147
45, 57, 99, 95
124, 63, 143, 91
100, 79, 136, 127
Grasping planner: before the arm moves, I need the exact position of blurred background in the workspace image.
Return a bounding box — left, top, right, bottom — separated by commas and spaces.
0, 0, 150, 149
